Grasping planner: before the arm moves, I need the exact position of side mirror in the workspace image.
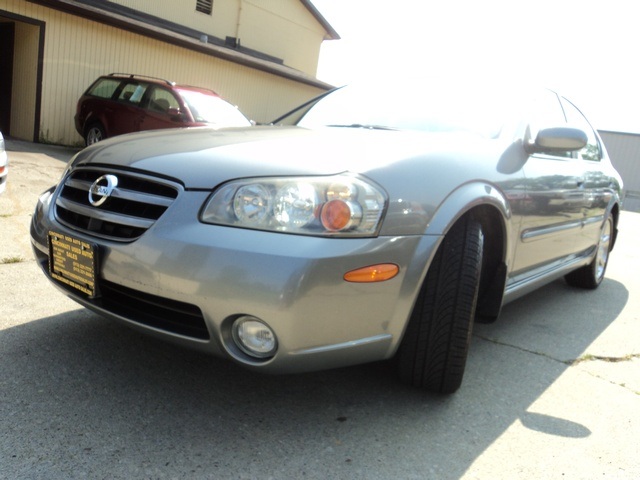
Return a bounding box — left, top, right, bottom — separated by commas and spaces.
524, 126, 587, 154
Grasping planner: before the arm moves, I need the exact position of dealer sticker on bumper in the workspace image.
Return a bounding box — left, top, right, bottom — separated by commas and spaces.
48, 231, 98, 297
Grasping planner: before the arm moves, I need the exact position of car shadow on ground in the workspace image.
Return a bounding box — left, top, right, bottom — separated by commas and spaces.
0, 277, 629, 478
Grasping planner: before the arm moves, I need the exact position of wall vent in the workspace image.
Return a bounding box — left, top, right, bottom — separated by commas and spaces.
196, 0, 213, 15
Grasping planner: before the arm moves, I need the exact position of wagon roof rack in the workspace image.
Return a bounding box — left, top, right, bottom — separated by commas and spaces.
108, 73, 175, 86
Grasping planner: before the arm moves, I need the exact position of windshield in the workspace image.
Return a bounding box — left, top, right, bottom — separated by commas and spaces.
295, 83, 513, 138
178, 90, 252, 127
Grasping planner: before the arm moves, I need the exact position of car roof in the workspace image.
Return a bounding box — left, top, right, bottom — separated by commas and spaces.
102, 73, 219, 95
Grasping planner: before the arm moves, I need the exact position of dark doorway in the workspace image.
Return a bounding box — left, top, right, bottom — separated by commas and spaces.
0, 21, 15, 134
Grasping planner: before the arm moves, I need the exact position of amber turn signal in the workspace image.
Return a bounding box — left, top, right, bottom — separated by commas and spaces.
320, 199, 352, 231
343, 264, 399, 283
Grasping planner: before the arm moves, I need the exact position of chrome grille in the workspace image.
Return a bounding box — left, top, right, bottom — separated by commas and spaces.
55, 168, 180, 241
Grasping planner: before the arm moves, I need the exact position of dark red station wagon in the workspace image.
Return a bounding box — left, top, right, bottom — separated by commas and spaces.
74, 73, 252, 146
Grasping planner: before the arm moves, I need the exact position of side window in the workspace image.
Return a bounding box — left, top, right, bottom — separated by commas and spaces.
117, 82, 148, 105
87, 78, 120, 99
527, 89, 571, 158
530, 90, 566, 128
147, 87, 181, 114
560, 98, 602, 162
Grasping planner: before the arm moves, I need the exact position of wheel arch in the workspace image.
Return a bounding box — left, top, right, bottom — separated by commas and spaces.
83, 120, 107, 146
84, 118, 104, 133
425, 182, 512, 320
470, 204, 509, 320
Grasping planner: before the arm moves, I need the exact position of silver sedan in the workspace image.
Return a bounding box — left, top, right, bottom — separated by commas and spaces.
30, 82, 622, 393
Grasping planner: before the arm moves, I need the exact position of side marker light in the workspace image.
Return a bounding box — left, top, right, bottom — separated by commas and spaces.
343, 264, 399, 283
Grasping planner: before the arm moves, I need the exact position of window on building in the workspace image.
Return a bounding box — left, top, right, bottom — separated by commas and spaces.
196, 0, 213, 15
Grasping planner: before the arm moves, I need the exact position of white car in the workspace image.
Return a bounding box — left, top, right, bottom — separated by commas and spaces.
0, 131, 7, 195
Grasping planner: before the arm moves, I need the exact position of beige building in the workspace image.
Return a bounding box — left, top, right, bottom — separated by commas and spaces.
0, 0, 338, 146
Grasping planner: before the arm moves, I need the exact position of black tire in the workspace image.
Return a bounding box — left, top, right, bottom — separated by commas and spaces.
565, 214, 614, 289
397, 215, 483, 393
85, 123, 106, 146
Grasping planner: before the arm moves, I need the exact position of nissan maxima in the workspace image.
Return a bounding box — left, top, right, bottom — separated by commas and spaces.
31, 81, 622, 393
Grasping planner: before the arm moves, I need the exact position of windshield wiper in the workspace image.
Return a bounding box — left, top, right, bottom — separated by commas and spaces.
326, 124, 397, 131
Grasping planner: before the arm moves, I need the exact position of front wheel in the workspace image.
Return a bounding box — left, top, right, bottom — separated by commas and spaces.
85, 123, 106, 146
565, 214, 614, 289
396, 215, 483, 394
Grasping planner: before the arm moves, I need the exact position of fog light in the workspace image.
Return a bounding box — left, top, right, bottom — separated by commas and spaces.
232, 316, 277, 358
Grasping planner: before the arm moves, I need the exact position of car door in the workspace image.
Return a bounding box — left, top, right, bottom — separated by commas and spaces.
139, 86, 184, 132
108, 81, 148, 137
560, 97, 613, 254
510, 89, 586, 277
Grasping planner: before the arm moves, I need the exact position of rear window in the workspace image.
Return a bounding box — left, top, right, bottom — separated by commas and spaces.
87, 78, 120, 99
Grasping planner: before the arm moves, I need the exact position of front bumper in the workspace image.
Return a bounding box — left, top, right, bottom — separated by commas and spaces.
31, 188, 440, 373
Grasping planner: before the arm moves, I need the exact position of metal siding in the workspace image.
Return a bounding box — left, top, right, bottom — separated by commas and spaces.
240, 0, 324, 75
106, 0, 237, 39
600, 131, 640, 212
101, 0, 326, 74
0, 0, 326, 145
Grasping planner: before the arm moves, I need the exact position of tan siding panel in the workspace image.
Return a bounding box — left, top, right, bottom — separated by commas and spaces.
239, 0, 325, 74
1, 0, 326, 145
84, 0, 327, 74
107, 0, 230, 37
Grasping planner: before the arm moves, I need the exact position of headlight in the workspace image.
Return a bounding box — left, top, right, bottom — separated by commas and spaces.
32, 187, 55, 237
233, 184, 272, 224
201, 174, 387, 237
60, 152, 82, 181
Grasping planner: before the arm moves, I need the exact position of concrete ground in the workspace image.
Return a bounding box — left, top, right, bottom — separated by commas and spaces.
1, 139, 638, 479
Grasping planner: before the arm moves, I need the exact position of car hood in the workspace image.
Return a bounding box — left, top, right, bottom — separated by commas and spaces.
73, 125, 497, 189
